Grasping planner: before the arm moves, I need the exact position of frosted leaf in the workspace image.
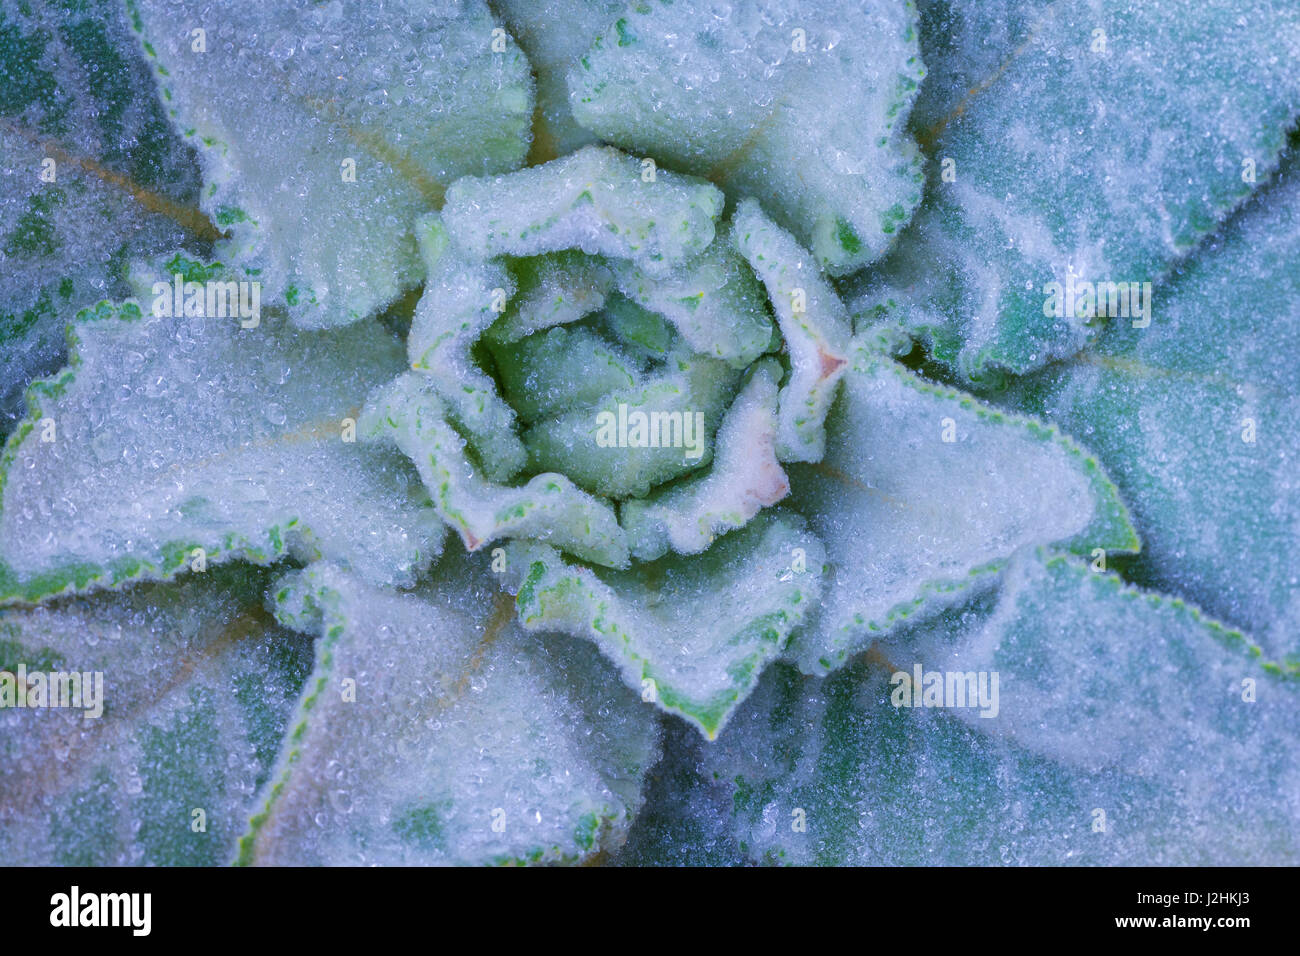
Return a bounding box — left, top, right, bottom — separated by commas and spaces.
494, 325, 640, 425
693, 554, 1300, 865
601, 294, 679, 364
731, 201, 851, 463
361, 372, 629, 568
610, 719, 748, 866
785, 346, 1137, 675
494, 0, 625, 159
0, 0, 203, 426
622, 360, 788, 561
484, 251, 615, 345
440, 145, 724, 277
504, 511, 826, 739
129, 0, 534, 328
887, 549, 1300, 773
523, 348, 739, 499
0, 289, 443, 603
241, 560, 660, 865
610, 237, 776, 369
570, 0, 926, 274
848, 0, 1300, 380
407, 216, 527, 482
0, 566, 313, 865
906, 0, 1047, 133
1012, 161, 1300, 663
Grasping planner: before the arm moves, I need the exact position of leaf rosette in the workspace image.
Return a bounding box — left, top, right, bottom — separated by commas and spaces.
350, 142, 1140, 740
1, 0, 1297, 868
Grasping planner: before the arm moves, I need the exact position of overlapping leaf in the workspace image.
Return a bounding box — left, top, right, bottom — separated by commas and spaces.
1011, 153, 1300, 664
440, 145, 724, 275
407, 215, 528, 482
505, 511, 825, 739
0, 0, 205, 427
849, 0, 1300, 380
0, 566, 312, 865
129, 0, 534, 327
494, 0, 625, 160
361, 371, 629, 568
785, 343, 1137, 675
523, 346, 739, 499
609, 236, 776, 369
659, 550, 1300, 864
241, 559, 659, 865
569, 0, 927, 274
621, 360, 788, 561
0, 275, 444, 603
731, 201, 852, 463
2, 0, 1296, 871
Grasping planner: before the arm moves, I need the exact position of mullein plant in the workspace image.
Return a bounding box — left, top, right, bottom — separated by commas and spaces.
0, 0, 1297, 865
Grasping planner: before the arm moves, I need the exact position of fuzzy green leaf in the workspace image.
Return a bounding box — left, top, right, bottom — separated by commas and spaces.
609, 236, 776, 369
361, 371, 629, 568
0, 289, 443, 603
240, 559, 659, 865
621, 359, 788, 561
570, 0, 927, 274
0, 566, 312, 865
523, 347, 739, 499
129, 0, 534, 327
1012, 161, 1300, 664
440, 145, 724, 276
0, 0, 204, 425
407, 215, 528, 482
785, 345, 1137, 675
505, 511, 825, 739
731, 200, 852, 462
849, 0, 1300, 380
691, 549, 1300, 864
494, 0, 625, 159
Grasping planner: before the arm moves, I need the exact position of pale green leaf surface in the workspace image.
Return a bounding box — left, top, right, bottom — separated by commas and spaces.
600, 294, 678, 364
493, 324, 640, 425
848, 0, 1300, 380
621, 359, 788, 561
1012, 160, 1300, 663
569, 0, 927, 274
240, 559, 660, 865
407, 215, 527, 482
731, 200, 851, 463
361, 371, 629, 568
439, 145, 724, 277
882, 549, 1300, 770
0, 566, 312, 865
0, 293, 443, 604
484, 250, 615, 345
609, 236, 776, 369
694, 550, 1300, 864
523, 347, 739, 499
0, 0, 204, 426
505, 511, 826, 739
785, 345, 1137, 675
493, 0, 625, 159
129, 0, 534, 328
